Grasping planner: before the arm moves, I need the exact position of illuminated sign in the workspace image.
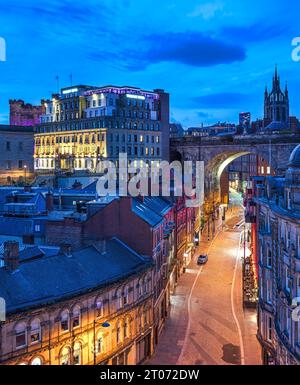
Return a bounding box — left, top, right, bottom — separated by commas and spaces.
126, 94, 145, 101
62, 88, 79, 95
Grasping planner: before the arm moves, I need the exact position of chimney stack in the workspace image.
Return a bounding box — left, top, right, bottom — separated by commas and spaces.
4, 241, 19, 271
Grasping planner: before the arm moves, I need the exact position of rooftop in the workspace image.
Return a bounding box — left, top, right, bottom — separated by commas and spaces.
0, 238, 152, 314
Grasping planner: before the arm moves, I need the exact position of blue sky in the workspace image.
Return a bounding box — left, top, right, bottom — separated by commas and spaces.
0, 0, 299, 127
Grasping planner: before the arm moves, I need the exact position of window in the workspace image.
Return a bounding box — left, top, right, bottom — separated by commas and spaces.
18, 160, 23, 169
96, 299, 103, 318
6, 141, 10, 151
31, 357, 42, 365
30, 319, 41, 344
267, 316, 272, 342
60, 310, 69, 332
123, 287, 129, 306
73, 343, 81, 365
19, 142, 23, 151
124, 317, 130, 339
116, 290, 122, 310
15, 323, 27, 349
266, 280, 272, 304
116, 322, 122, 345
72, 306, 81, 329
5, 160, 11, 170
34, 224, 41, 233
267, 249, 272, 267
97, 334, 104, 355
60, 347, 71, 365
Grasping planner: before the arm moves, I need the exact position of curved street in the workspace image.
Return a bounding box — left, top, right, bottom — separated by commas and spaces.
148, 205, 262, 366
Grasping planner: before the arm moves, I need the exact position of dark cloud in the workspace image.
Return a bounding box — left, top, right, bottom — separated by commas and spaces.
90, 31, 246, 70
193, 93, 251, 109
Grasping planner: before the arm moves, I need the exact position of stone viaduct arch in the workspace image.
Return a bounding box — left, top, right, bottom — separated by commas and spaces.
171, 135, 300, 213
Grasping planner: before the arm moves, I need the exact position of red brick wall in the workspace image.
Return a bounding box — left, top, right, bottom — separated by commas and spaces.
46, 218, 83, 248
45, 198, 154, 256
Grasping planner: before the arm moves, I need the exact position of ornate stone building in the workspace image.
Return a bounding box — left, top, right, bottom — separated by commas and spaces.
255, 144, 300, 365
34, 85, 170, 172
0, 239, 154, 365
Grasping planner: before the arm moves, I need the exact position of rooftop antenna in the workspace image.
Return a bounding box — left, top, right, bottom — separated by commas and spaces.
70, 74, 73, 87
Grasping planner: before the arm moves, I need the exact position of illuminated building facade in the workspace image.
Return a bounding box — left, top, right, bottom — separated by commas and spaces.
254, 145, 300, 365
0, 239, 154, 365
34, 85, 169, 172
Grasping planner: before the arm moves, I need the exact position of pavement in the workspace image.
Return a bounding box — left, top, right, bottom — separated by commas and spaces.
147, 204, 262, 366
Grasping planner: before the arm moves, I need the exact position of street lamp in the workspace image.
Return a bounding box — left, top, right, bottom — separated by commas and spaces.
93, 320, 110, 365
23, 165, 27, 185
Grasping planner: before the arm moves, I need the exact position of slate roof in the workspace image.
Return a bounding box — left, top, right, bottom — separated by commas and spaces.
132, 198, 164, 227
0, 238, 152, 314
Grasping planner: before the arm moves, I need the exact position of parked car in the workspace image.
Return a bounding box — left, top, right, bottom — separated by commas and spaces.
197, 254, 208, 265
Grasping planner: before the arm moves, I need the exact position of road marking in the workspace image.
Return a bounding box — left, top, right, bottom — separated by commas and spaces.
230, 232, 245, 365
176, 230, 220, 365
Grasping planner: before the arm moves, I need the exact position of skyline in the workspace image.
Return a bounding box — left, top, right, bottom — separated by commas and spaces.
0, 0, 300, 128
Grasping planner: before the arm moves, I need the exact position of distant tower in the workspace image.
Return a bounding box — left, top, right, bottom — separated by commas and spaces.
264, 66, 289, 125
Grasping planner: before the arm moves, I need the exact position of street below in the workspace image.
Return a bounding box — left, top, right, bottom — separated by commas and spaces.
148, 204, 262, 366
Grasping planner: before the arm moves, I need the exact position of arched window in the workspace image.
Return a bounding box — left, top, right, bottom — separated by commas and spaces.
96, 298, 103, 318
124, 317, 131, 339
143, 278, 148, 295
31, 357, 42, 365
116, 321, 122, 345
116, 289, 122, 311
15, 322, 27, 349
138, 279, 144, 298
30, 319, 41, 344
60, 310, 70, 332
72, 305, 81, 329
60, 346, 71, 365
97, 332, 105, 355
123, 286, 129, 306
73, 342, 82, 365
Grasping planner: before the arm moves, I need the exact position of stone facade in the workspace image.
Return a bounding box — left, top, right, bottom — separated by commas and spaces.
0, 125, 34, 184
254, 145, 300, 365
9, 100, 44, 127
0, 270, 154, 365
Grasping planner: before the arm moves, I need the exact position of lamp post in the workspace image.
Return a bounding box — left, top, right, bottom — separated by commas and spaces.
93, 320, 110, 365
23, 165, 27, 185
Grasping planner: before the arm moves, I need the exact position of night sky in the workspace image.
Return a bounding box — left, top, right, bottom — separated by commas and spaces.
0, 0, 299, 128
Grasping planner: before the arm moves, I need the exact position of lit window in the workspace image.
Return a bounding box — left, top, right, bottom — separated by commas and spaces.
30, 319, 41, 344
73, 343, 81, 365
96, 299, 103, 318
60, 347, 71, 365
31, 357, 42, 365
